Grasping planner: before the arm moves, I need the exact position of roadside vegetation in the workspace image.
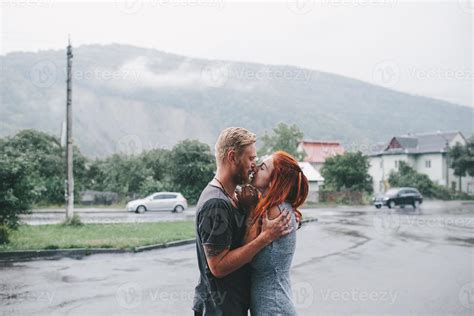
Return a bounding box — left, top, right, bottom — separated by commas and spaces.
1, 123, 472, 245
0, 220, 195, 251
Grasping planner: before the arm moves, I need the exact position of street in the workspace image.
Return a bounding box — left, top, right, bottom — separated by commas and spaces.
1, 201, 473, 315
20, 208, 197, 225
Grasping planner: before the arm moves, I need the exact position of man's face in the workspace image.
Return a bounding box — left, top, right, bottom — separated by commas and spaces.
232, 143, 257, 185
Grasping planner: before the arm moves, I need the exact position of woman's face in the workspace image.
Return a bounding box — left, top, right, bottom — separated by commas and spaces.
252, 155, 274, 193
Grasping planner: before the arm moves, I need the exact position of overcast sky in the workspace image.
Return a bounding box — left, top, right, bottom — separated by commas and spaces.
1, 0, 472, 107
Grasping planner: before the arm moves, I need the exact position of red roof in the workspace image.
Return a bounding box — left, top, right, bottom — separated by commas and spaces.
299, 140, 345, 163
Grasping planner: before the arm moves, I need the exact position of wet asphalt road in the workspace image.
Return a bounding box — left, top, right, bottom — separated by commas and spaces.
1, 201, 473, 315
20, 208, 197, 225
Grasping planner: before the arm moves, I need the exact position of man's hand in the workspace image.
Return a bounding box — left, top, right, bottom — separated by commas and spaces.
260, 208, 293, 244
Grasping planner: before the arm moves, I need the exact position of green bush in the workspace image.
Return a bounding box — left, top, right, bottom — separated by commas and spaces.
428, 184, 454, 200
453, 191, 474, 200
389, 161, 474, 200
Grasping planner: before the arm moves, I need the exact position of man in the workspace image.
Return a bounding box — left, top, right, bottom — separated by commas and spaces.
193, 127, 294, 316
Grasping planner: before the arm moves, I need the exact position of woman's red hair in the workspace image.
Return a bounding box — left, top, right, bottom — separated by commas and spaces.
251, 151, 309, 224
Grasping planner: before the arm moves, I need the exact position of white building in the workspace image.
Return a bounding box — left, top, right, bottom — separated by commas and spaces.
298, 162, 324, 203
369, 131, 474, 195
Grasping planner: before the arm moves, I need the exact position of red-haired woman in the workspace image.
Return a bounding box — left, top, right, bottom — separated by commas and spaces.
244, 150, 309, 315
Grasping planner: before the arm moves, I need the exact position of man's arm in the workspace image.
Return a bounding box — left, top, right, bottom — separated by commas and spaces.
204, 209, 292, 278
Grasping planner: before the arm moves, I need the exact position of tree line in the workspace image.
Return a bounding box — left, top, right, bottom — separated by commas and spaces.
1, 124, 472, 243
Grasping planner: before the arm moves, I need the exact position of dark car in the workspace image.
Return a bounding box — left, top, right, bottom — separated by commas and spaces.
373, 187, 423, 209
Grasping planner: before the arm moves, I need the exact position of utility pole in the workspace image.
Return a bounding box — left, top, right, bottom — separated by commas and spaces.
65, 36, 74, 219
445, 140, 450, 190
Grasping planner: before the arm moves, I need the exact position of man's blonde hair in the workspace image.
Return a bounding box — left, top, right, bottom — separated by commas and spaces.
215, 127, 256, 165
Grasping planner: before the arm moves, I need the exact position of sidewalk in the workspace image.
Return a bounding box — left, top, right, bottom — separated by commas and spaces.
31, 206, 197, 214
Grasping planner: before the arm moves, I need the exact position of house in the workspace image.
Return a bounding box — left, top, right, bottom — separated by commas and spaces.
298, 162, 324, 203
297, 140, 345, 172
369, 131, 474, 195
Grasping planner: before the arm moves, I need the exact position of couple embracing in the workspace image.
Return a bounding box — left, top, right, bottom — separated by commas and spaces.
193, 127, 309, 316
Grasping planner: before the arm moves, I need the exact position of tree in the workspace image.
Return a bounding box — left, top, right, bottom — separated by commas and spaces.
140, 148, 171, 183
168, 139, 215, 204
0, 129, 89, 205
448, 138, 474, 192
467, 136, 474, 176
87, 154, 153, 198
320, 151, 373, 193
388, 161, 434, 195
0, 147, 36, 243
387, 161, 460, 199
258, 122, 305, 160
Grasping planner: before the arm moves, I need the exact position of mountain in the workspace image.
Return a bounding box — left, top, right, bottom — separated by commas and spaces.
1, 43, 472, 157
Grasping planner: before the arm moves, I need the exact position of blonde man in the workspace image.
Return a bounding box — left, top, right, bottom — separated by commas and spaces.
193, 127, 293, 316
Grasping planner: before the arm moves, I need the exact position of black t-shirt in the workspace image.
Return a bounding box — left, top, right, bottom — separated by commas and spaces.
193, 183, 250, 316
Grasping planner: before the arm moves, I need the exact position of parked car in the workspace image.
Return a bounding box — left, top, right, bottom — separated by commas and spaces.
372, 187, 423, 209
126, 192, 188, 213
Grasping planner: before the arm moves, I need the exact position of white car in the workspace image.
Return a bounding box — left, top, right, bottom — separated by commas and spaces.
126, 192, 188, 213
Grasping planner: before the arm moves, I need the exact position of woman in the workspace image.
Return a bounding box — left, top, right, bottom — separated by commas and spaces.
244, 150, 309, 315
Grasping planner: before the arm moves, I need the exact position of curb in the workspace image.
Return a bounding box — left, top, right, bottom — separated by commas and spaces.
0, 239, 197, 263
301, 218, 318, 224
0, 219, 318, 263
0, 247, 128, 263
133, 239, 196, 253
